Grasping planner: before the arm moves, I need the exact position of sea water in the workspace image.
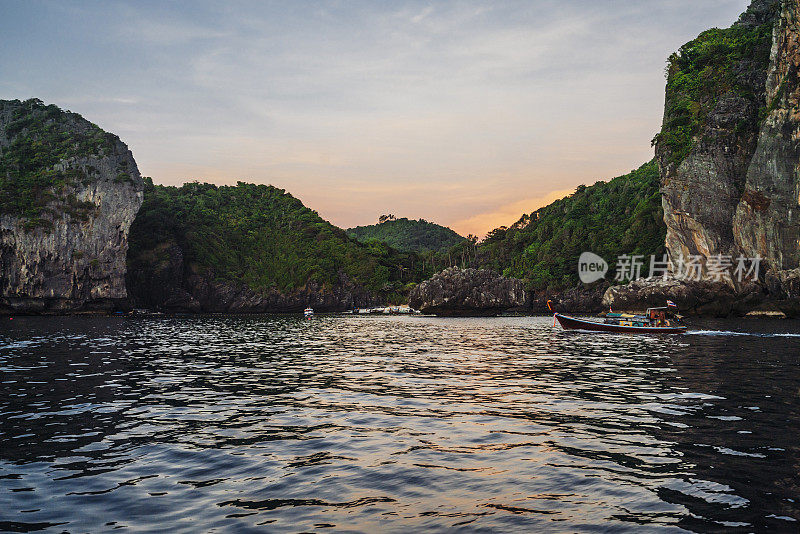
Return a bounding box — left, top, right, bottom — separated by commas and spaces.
1, 315, 798, 532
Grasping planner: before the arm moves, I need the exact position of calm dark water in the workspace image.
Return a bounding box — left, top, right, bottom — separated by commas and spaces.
1, 315, 799, 533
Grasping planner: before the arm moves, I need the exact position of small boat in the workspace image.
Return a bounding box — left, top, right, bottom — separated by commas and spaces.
303, 307, 314, 319
550, 300, 687, 334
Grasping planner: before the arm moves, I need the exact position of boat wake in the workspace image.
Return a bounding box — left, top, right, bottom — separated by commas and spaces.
686, 330, 800, 338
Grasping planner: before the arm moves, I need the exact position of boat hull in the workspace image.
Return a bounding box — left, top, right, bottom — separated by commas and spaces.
554, 313, 686, 334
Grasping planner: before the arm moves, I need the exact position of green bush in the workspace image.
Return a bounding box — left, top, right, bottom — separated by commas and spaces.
348, 217, 465, 253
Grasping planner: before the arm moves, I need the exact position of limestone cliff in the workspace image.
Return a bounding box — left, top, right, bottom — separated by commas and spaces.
658, 0, 800, 277
607, 0, 800, 315
656, 0, 781, 269
733, 0, 800, 271
0, 99, 143, 314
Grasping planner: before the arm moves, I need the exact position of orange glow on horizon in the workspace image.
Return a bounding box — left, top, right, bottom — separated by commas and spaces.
450, 189, 576, 239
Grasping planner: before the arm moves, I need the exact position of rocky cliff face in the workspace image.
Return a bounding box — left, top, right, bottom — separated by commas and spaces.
657, 0, 781, 269
0, 99, 143, 314
608, 0, 800, 315
733, 0, 800, 271
659, 0, 800, 276
408, 267, 526, 316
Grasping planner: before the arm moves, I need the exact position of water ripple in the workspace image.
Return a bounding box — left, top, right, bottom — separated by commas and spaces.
0, 315, 799, 532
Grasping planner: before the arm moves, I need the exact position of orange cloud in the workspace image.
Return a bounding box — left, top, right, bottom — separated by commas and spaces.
451, 188, 575, 238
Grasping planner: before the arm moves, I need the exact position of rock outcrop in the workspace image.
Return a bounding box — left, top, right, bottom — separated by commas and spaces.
658, 0, 781, 267
603, 277, 767, 317
408, 267, 526, 316
0, 99, 143, 314
733, 0, 800, 271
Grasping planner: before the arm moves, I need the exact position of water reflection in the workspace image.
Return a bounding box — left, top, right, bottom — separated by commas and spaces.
0, 315, 798, 532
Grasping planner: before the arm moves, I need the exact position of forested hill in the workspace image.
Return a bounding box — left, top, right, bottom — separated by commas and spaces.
474, 160, 666, 291
347, 217, 465, 253
127, 179, 422, 310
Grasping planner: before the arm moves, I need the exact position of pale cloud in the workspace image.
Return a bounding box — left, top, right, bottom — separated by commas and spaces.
410, 5, 435, 24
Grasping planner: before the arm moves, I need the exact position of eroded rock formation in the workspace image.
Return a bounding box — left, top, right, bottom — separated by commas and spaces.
658, 0, 781, 267
408, 267, 526, 316
734, 0, 800, 271
604, 276, 766, 317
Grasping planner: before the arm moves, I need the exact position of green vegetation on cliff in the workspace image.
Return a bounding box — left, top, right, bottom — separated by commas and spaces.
348, 216, 465, 253
653, 10, 776, 166
0, 99, 119, 227
475, 160, 666, 291
128, 179, 423, 299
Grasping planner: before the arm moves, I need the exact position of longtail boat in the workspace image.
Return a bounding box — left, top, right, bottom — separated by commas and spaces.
549, 300, 687, 334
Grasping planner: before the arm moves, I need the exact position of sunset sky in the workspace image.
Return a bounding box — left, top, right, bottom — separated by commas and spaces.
1, 0, 751, 237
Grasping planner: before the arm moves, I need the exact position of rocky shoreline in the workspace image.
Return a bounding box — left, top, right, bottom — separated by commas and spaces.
534, 271, 800, 319
4, 277, 799, 318
603, 273, 800, 318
